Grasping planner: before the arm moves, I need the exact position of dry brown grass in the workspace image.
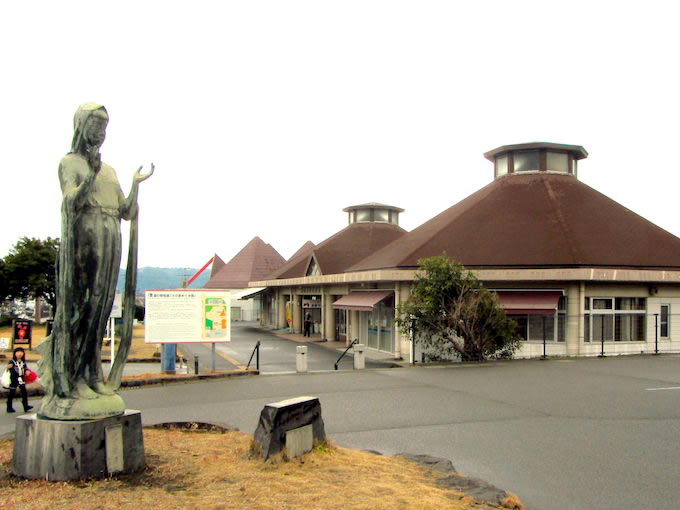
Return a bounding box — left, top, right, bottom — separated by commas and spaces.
0, 428, 514, 510
0, 324, 158, 361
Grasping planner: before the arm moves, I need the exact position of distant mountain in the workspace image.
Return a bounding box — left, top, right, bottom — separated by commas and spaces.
116, 267, 210, 295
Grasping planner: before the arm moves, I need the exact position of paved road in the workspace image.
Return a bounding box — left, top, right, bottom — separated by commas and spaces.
211, 322, 397, 373
3, 355, 679, 509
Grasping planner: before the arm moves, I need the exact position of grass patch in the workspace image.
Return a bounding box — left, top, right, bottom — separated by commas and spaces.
0, 324, 158, 362
0, 427, 520, 510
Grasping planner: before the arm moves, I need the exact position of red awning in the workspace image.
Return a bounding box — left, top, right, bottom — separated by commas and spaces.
496, 291, 561, 315
332, 291, 393, 312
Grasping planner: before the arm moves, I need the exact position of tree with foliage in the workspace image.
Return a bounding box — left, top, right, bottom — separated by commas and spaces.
396, 255, 521, 362
2, 237, 59, 310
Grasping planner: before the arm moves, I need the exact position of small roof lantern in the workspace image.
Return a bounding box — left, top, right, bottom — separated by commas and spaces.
343, 202, 404, 226
484, 142, 588, 179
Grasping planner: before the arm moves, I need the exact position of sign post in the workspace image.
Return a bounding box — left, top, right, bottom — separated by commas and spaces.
109, 293, 123, 368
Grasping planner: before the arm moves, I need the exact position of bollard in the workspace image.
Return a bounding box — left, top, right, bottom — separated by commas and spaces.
353, 343, 365, 370
194, 355, 199, 375
296, 345, 308, 373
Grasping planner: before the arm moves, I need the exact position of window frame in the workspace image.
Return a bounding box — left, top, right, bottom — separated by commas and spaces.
583, 297, 646, 342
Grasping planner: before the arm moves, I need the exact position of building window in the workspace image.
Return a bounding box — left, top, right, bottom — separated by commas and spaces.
306, 258, 321, 276
546, 152, 568, 173
584, 297, 646, 342
513, 151, 540, 172
374, 209, 389, 222
496, 155, 508, 177
660, 304, 670, 338
356, 209, 371, 222
515, 296, 567, 342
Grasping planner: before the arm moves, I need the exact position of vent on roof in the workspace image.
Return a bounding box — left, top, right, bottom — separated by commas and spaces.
484, 142, 588, 180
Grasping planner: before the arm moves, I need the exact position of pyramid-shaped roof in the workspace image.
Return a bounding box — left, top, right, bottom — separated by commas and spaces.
204, 237, 286, 289
349, 173, 680, 271
267, 223, 406, 280
208, 254, 226, 279
288, 241, 316, 261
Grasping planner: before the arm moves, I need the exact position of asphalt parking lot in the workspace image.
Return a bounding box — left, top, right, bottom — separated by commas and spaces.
3, 352, 679, 509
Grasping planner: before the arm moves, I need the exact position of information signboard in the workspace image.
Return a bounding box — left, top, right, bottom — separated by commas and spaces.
144, 290, 231, 344
12, 319, 33, 349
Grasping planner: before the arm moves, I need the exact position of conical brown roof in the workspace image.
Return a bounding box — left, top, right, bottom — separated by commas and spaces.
349, 173, 680, 271
204, 237, 286, 289
268, 223, 406, 280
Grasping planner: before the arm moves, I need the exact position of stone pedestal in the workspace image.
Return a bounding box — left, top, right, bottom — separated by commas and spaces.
253, 396, 325, 460
12, 410, 144, 480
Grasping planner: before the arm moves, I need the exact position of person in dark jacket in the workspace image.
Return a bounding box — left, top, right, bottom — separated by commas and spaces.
303, 313, 312, 337
6, 347, 33, 413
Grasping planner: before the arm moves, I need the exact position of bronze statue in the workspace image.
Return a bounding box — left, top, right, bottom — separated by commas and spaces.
38, 103, 153, 420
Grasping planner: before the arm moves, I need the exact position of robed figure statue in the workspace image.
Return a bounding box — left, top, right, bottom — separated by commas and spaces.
38, 103, 153, 420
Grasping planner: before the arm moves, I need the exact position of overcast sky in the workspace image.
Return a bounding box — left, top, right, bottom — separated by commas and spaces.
2, 1, 679, 269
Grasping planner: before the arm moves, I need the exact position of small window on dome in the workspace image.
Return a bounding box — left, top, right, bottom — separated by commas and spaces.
374, 209, 389, 222
496, 155, 508, 177
513, 151, 539, 172
546, 152, 569, 173
356, 209, 371, 222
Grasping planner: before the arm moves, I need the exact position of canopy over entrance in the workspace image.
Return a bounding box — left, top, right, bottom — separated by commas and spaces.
332, 291, 393, 312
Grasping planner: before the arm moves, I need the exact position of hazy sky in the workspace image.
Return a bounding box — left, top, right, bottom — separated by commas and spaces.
2, 1, 679, 269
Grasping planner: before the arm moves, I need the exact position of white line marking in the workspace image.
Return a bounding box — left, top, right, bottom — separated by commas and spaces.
646, 386, 680, 391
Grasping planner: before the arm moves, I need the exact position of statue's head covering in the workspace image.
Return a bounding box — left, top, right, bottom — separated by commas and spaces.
70, 103, 108, 154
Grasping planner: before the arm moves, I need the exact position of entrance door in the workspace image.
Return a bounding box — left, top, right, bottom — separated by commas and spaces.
335, 308, 347, 342
367, 311, 379, 349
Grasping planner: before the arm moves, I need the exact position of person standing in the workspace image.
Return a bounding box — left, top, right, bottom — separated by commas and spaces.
6, 347, 33, 413
304, 313, 312, 337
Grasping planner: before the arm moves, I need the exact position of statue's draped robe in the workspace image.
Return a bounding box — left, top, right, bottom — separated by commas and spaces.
38, 104, 136, 406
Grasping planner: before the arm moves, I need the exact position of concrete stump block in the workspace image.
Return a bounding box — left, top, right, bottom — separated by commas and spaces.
296, 345, 308, 373
353, 343, 365, 370
12, 410, 144, 480
253, 396, 325, 460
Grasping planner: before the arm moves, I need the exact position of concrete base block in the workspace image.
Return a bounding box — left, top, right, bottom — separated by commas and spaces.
253, 396, 325, 460
12, 410, 144, 480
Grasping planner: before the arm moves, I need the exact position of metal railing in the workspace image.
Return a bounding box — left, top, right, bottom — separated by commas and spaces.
247, 340, 261, 370
334, 338, 358, 370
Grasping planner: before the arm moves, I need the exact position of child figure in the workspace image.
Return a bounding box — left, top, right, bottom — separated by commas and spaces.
6, 347, 34, 413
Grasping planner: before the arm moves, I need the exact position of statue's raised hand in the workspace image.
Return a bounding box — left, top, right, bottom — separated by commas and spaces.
133, 163, 154, 184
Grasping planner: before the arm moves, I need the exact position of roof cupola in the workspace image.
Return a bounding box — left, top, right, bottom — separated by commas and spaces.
343, 202, 404, 226
484, 142, 588, 180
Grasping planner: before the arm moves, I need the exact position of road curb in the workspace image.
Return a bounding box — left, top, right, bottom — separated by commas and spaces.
0, 369, 258, 398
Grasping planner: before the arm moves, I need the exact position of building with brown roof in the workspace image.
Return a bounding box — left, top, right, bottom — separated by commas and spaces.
204, 236, 285, 320
255, 203, 406, 338
252, 143, 680, 360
